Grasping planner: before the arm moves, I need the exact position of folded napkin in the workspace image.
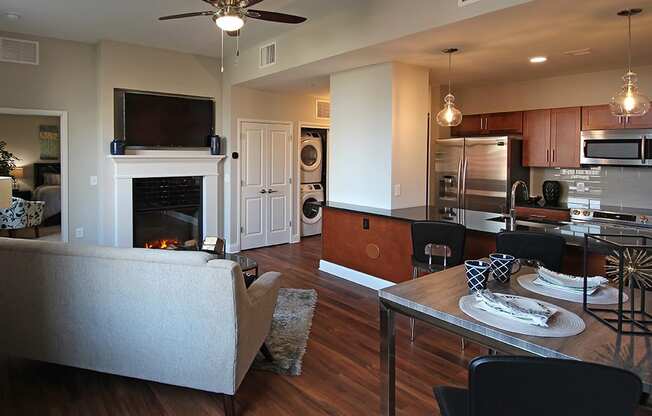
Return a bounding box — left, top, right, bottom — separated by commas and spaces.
474, 290, 557, 327
537, 267, 608, 294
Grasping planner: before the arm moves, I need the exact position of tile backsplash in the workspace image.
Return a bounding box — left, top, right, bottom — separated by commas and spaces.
531, 166, 652, 209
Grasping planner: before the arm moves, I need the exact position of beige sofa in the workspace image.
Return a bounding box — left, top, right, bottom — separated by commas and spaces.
0, 237, 281, 413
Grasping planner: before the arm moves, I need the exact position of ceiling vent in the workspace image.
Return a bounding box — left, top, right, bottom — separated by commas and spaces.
259, 42, 276, 68
563, 48, 592, 57
458, 0, 482, 6
0, 37, 39, 65
316, 100, 330, 120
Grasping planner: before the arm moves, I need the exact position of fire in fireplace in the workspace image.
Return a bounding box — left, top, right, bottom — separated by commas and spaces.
132, 176, 202, 249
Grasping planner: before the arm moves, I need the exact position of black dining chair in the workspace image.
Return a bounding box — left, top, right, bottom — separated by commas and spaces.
434, 356, 643, 416
410, 221, 465, 341
496, 231, 565, 272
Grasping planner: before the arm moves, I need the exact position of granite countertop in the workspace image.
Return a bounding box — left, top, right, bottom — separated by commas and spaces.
317, 201, 652, 247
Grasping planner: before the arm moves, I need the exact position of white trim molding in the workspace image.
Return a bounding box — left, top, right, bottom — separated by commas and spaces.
109, 153, 224, 248
319, 260, 394, 291
0, 107, 69, 242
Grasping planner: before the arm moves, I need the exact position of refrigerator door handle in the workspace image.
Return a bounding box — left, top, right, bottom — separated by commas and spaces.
456, 159, 463, 209
461, 158, 468, 210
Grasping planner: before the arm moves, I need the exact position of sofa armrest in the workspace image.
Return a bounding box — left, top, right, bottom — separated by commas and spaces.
247, 271, 281, 307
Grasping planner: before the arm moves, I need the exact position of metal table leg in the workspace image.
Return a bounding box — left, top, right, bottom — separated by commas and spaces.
380, 300, 396, 416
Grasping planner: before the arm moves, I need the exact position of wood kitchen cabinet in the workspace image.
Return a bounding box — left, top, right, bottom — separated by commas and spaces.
582, 104, 652, 130
451, 111, 523, 136
522, 107, 581, 168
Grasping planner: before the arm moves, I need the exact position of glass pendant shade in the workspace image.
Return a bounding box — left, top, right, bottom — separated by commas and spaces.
437, 94, 463, 127
610, 71, 651, 117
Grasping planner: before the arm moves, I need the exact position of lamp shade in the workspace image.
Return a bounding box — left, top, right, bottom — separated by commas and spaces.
0, 177, 12, 209
10, 167, 24, 179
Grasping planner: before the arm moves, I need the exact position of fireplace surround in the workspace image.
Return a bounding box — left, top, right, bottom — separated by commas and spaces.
109, 152, 224, 248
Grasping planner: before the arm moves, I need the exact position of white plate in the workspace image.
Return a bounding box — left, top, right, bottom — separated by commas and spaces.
459, 294, 585, 338
517, 274, 628, 305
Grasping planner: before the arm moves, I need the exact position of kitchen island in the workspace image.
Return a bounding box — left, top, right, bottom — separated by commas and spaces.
319, 202, 620, 288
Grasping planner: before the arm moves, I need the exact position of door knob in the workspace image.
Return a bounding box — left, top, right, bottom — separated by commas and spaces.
259, 189, 268, 194
267, 189, 278, 193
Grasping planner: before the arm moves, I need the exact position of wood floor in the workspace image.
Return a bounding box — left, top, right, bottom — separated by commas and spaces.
0, 237, 491, 415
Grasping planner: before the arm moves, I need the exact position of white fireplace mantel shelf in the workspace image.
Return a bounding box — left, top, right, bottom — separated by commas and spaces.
108, 152, 224, 248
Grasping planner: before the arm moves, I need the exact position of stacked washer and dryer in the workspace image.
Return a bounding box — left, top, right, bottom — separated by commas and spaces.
300, 131, 326, 237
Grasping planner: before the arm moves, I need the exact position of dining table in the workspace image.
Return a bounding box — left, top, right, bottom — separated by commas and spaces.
378, 264, 652, 416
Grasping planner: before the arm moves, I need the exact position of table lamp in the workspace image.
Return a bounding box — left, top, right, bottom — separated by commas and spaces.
10, 167, 24, 190
0, 177, 12, 209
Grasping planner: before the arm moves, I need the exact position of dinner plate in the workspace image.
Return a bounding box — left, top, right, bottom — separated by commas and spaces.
517, 274, 628, 305
459, 294, 585, 338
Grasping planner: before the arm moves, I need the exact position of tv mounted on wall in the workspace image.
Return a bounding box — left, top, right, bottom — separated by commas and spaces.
114, 89, 215, 148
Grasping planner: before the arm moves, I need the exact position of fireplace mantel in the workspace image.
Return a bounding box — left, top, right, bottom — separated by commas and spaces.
108, 153, 225, 248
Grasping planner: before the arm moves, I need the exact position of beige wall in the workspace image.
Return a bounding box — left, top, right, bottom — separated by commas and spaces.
392, 63, 430, 208
0, 31, 98, 243
228, 85, 329, 247
0, 114, 60, 190
454, 65, 652, 114
97, 40, 222, 245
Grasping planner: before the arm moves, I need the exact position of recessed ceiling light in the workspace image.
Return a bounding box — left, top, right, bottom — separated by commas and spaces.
529, 56, 547, 64
3, 12, 21, 21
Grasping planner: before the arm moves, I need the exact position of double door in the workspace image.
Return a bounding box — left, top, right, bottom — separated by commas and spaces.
451, 111, 523, 136
241, 122, 292, 250
523, 107, 581, 168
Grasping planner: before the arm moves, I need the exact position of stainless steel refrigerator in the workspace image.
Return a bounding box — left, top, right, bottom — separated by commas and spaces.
431, 136, 529, 215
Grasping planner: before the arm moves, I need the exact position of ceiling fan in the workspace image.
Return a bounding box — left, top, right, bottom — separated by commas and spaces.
159, 0, 307, 35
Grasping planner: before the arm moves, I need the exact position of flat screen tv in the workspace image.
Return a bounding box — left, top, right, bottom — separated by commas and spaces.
117, 90, 215, 148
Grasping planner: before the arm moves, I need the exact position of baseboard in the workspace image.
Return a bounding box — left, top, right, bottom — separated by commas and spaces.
226, 242, 240, 254
291, 233, 300, 244
318, 260, 395, 290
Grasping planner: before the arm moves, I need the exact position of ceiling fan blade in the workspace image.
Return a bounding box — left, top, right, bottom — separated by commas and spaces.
226, 29, 241, 37
159, 11, 214, 21
246, 9, 307, 24
244, 0, 266, 6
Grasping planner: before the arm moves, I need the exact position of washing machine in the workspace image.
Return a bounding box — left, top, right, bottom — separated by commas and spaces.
300, 133, 323, 184
300, 183, 324, 237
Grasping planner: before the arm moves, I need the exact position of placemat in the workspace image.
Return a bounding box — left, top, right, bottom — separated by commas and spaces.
459, 294, 585, 338
517, 274, 628, 305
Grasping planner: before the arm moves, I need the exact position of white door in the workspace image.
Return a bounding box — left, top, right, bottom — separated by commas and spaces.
241, 122, 292, 250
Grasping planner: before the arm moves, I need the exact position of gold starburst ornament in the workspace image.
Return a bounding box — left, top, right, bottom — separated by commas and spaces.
605, 248, 652, 289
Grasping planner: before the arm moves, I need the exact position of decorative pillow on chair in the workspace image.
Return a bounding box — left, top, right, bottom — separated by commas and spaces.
43, 173, 61, 185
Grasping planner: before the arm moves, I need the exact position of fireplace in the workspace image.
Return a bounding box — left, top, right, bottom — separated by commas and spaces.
132, 176, 202, 249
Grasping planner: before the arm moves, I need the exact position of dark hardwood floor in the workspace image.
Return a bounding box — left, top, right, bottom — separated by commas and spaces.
8, 236, 643, 415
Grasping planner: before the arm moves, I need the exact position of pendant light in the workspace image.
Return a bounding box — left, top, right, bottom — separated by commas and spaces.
610, 8, 650, 118
437, 48, 463, 127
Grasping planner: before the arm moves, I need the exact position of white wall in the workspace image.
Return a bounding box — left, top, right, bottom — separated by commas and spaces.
0, 114, 60, 190
96, 40, 222, 246
329, 63, 394, 209
0, 32, 98, 243
391, 63, 430, 209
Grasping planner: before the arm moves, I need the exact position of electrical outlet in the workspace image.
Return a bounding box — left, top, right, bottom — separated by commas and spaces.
394, 184, 401, 197
90, 176, 98, 186
75, 227, 84, 239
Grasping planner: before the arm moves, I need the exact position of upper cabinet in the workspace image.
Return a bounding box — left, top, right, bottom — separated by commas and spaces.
523, 107, 581, 168
582, 104, 652, 130
451, 111, 523, 136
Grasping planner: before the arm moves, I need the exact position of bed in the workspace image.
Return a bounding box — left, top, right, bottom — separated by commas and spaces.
33, 163, 61, 225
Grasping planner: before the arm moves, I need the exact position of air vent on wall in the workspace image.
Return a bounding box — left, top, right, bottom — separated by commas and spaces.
458, 0, 482, 6
316, 100, 330, 120
259, 42, 276, 68
0, 37, 39, 65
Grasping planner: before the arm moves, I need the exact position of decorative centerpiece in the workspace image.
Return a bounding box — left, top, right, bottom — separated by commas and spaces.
584, 233, 651, 336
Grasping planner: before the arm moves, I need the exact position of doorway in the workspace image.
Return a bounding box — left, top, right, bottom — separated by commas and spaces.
0, 108, 68, 242
239, 120, 293, 250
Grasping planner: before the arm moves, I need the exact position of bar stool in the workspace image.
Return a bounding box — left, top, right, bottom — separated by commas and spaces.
410, 221, 466, 342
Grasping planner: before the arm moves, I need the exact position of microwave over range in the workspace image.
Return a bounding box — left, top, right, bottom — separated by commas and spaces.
580, 129, 652, 166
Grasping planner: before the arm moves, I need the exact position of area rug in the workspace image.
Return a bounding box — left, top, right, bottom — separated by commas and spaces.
253, 288, 317, 376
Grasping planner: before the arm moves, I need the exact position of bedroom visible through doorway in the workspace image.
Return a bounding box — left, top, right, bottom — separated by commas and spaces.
0, 109, 67, 242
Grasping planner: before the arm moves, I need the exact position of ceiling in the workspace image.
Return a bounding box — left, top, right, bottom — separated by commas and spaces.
241, 0, 652, 95
0, 0, 341, 57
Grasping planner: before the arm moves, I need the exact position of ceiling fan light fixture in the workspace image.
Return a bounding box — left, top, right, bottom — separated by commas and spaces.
215, 14, 244, 31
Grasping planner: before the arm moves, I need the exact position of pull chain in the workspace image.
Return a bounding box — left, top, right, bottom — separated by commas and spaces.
220, 29, 224, 73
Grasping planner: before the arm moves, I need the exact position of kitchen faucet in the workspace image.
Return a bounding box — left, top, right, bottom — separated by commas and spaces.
509, 180, 529, 231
